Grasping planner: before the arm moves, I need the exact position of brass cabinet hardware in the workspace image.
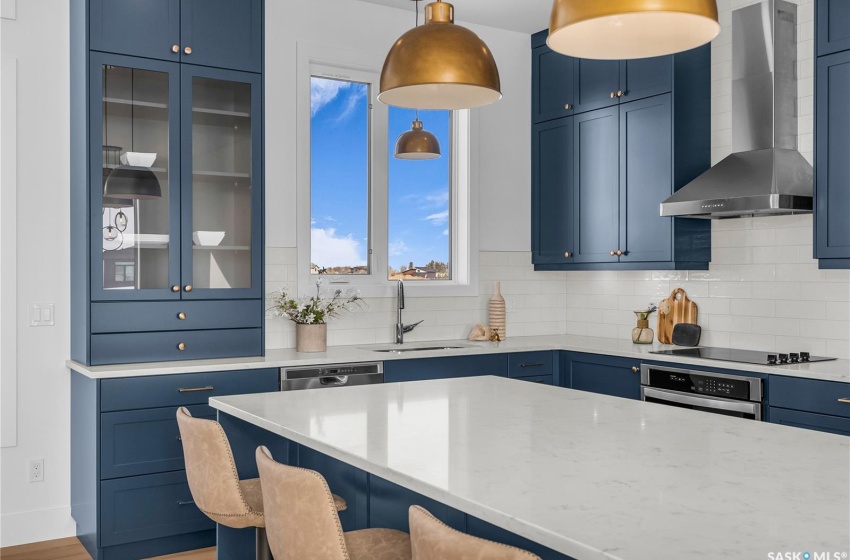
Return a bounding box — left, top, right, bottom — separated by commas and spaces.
171, 45, 180, 53
184, 46, 192, 55
610, 250, 617, 256
171, 285, 180, 292
838, 398, 850, 404
617, 90, 624, 98
184, 285, 193, 292
177, 500, 195, 506
631, 366, 639, 373
177, 386, 215, 393
616, 250, 624, 256
610, 91, 616, 99
564, 102, 571, 110
177, 342, 187, 351
177, 312, 187, 320
564, 251, 573, 258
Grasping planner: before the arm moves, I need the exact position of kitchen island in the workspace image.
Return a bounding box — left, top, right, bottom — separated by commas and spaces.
210, 376, 849, 560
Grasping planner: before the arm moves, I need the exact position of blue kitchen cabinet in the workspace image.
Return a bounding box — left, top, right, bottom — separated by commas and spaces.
532, 117, 575, 264
72, 368, 278, 560
620, 56, 673, 103
563, 352, 641, 400
89, 0, 262, 73
573, 58, 621, 113
768, 375, 850, 436
815, 50, 850, 267
383, 355, 508, 383
817, 0, 850, 56
572, 106, 620, 264
532, 45, 575, 123
508, 351, 557, 385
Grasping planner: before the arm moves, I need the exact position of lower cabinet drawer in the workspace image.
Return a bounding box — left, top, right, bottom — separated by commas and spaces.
100, 368, 279, 412
100, 470, 214, 547
90, 328, 263, 366
770, 376, 850, 419
91, 300, 262, 334
770, 407, 850, 436
101, 405, 214, 480
508, 351, 554, 378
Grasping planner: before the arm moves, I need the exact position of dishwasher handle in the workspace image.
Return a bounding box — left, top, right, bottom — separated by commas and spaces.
319, 375, 349, 386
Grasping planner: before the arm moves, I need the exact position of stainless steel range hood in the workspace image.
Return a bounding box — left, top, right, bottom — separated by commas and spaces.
661, 0, 813, 218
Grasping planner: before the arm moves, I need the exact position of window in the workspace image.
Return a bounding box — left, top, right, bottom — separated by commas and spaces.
297, 47, 476, 298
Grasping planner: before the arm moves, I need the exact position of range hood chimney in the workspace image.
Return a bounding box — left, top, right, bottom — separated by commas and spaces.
661, 0, 813, 218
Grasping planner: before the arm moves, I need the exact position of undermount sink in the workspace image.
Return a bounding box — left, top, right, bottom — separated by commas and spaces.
366, 345, 472, 354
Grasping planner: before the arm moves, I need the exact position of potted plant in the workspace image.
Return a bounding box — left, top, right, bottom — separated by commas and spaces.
270, 281, 364, 352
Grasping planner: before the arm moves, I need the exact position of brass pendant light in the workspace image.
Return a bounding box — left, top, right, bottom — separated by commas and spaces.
548, 0, 720, 60
395, 114, 441, 159
379, 0, 501, 110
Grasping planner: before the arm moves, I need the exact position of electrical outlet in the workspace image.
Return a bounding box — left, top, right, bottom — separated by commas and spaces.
30, 303, 54, 327
29, 458, 44, 482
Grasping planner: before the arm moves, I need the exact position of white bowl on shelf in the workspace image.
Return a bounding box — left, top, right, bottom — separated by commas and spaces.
193, 231, 226, 246
120, 152, 157, 167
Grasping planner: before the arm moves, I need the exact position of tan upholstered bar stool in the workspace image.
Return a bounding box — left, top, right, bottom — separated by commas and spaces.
409, 505, 542, 560
176, 408, 348, 559
256, 445, 412, 560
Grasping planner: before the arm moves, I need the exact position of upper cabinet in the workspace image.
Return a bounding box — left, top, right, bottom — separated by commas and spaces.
531, 33, 711, 271
817, 0, 850, 56
815, 1, 850, 268
532, 47, 575, 123
89, 0, 263, 73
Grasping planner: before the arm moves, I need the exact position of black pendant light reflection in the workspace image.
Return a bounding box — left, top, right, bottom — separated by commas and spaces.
103, 68, 162, 200
393, 0, 441, 160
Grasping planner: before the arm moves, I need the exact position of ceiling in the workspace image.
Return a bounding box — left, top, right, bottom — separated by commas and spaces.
354, 0, 553, 34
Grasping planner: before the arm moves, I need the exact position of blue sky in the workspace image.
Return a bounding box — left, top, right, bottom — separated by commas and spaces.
310, 77, 450, 274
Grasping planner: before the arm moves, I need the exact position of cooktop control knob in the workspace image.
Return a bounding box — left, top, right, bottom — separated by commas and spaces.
778, 353, 789, 364
800, 351, 810, 362
789, 353, 799, 363
767, 354, 778, 364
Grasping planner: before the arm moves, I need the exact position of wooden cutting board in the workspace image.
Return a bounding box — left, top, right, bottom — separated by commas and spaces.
657, 288, 698, 344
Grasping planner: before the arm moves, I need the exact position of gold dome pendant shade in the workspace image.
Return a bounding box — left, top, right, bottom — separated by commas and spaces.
548, 0, 720, 60
395, 117, 441, 160
379, 1, 501, 110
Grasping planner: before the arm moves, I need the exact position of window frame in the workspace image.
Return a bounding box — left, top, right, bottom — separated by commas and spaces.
296, 42, 478, 299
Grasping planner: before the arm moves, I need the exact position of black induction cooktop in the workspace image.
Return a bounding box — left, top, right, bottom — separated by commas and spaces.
649, 347, 836, 366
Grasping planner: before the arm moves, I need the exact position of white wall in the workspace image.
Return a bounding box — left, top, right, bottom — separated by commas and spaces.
0, 0, 75, 546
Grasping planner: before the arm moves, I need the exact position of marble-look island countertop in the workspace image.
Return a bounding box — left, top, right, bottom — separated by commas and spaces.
210, 376, 849, 560
67, 334, 850, 383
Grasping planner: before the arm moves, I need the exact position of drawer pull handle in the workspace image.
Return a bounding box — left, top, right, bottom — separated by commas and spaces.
177, 386, 214, 393
520, 363, 545, 368
838, 398, 850, 404
177, 500, 195, 506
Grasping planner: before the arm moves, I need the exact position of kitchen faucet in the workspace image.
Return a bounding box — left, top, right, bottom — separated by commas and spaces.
396, 279, 423, 344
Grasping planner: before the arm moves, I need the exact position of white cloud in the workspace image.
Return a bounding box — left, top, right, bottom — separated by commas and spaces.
333, 85, 366, 124
311, 228, 365, 268
311, 78, 352, 116
442, 229, 449, 236
424, 210, 449, 226
388, 239, 409, 257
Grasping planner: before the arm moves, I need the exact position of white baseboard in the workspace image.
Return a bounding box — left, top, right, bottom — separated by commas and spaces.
0, 506, 76, 547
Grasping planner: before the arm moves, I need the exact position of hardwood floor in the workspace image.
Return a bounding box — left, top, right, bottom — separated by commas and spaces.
0, 537, 215, 560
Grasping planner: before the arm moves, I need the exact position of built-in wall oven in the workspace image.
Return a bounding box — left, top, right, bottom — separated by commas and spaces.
640, 364, 763, 421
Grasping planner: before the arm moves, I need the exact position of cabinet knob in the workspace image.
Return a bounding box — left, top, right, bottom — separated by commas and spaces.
184, 285, 193, 292
616, 250, 624, 256
177, 342, 186, 351
564, 251, 572, 258
564, 102, 571, 110
610, 250, 617, 256
184, 46, 192, 55
610, 92, 616, 99
631, 366, 639, 373
171, 44, 180, 53
177, 312, 187, 320
617, 90, 624, 98
171, 285, 180, 293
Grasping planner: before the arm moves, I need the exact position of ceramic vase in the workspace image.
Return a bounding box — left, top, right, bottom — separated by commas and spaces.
489, 281, 506, 339
296, 323, 327, 353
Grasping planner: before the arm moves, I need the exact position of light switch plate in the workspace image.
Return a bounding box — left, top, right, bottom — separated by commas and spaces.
30, 303, 54, 327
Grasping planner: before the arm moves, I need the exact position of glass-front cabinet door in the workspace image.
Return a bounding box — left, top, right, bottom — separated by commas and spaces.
180, 66, 262, 299
90, 53, 182, 300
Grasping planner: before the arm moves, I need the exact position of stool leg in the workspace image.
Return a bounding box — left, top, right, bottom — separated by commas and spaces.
256, 527, 273, 560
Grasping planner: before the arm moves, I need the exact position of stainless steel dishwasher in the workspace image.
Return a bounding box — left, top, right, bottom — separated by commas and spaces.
280, 362, 383, 391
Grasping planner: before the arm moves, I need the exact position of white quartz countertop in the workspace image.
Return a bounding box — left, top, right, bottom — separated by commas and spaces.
67, 334, 850, 383
210, 376, 850, 560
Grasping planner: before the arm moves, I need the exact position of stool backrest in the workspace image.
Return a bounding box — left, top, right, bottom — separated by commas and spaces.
256, 445, 349, 560
176, 407, 253, 522
409, 505, 541, 560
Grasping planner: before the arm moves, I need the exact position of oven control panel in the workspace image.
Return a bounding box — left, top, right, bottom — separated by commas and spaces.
646, 370, 755, 400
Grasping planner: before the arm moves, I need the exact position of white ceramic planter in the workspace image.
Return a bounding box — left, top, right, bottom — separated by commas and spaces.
296, 323, 327, 353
